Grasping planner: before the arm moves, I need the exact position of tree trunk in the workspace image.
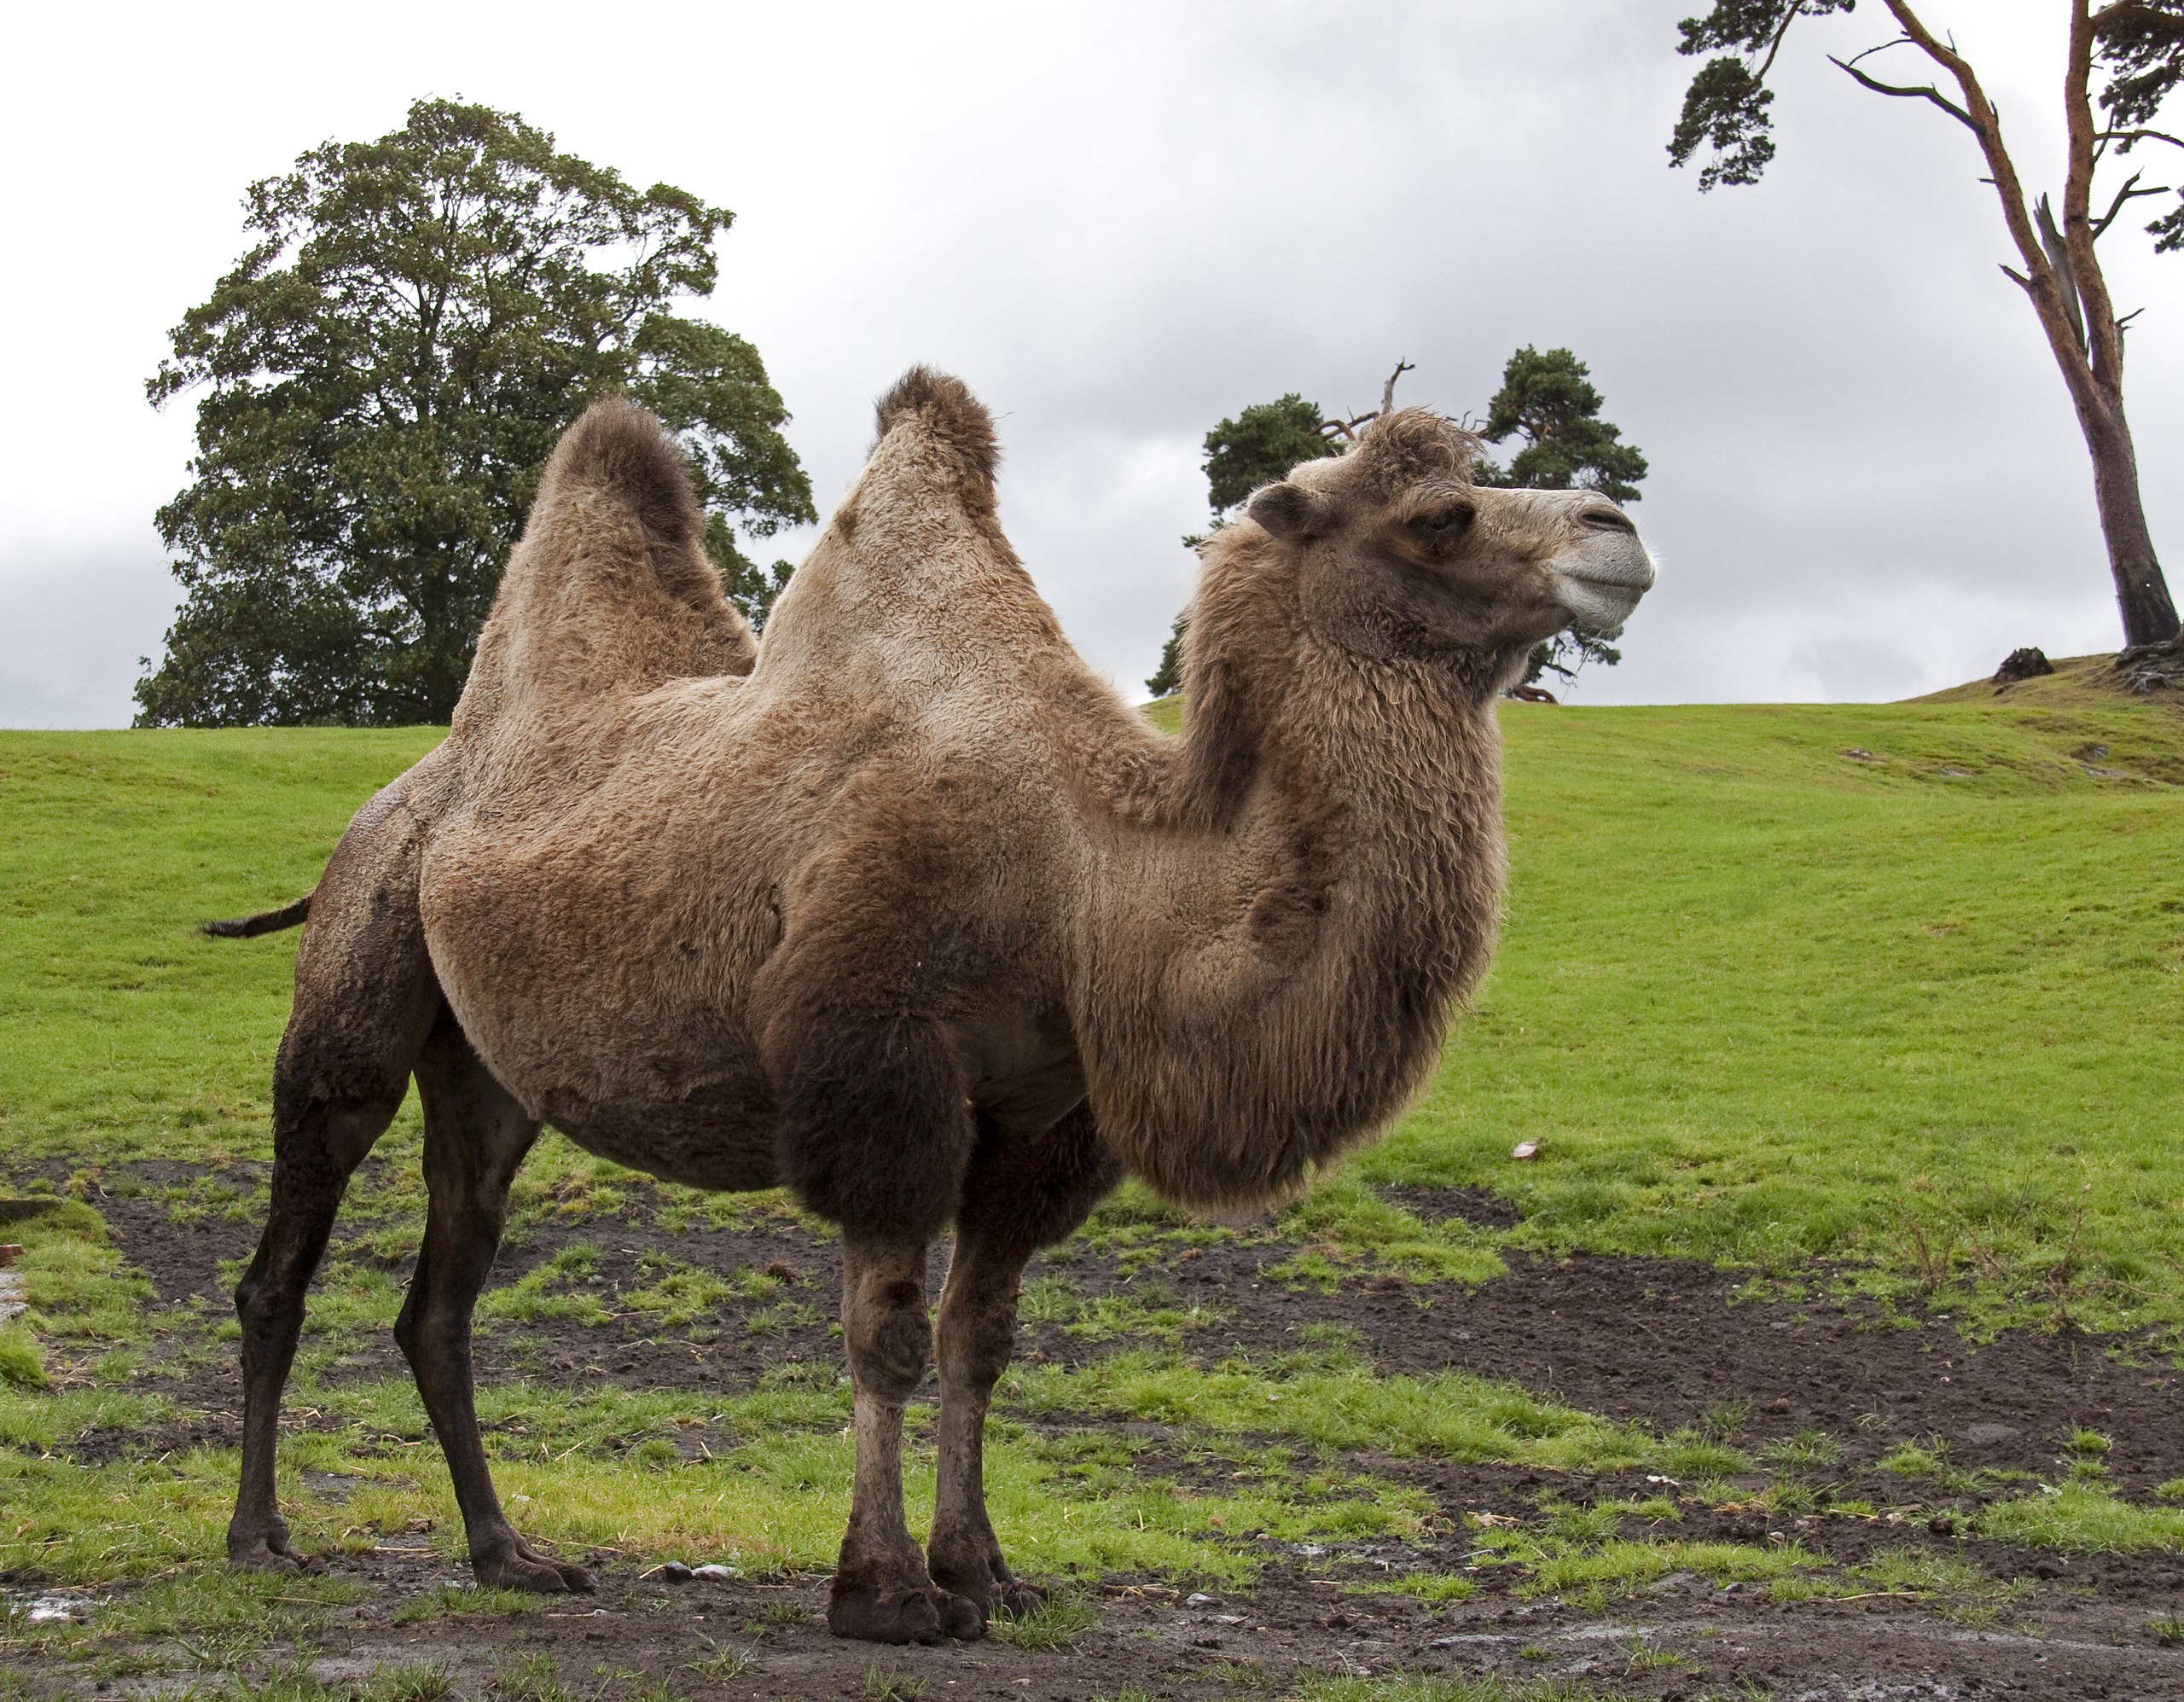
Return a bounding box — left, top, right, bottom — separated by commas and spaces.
2080, 389, 2180, 648
1881, 0, 2182, 652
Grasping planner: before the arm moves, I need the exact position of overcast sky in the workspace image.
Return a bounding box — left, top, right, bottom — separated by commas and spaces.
3, 0, 2175, 726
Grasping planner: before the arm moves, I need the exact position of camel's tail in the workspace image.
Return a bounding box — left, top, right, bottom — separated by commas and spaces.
200, 892, 312, 938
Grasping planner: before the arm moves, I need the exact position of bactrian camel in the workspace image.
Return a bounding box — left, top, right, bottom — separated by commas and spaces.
217, 369, 1654, 1644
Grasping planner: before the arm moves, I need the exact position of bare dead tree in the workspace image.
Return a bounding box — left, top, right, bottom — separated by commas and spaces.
1319, 359, 1417, 444
1674, 2, 2184, 655
1380, 358, 1416, 415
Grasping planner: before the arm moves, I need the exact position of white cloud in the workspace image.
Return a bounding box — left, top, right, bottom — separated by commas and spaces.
0, 540, 176, 729
2, 0, 2175, 724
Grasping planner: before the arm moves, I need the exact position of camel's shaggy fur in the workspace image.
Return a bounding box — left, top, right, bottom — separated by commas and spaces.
221, 369, 1654, 1643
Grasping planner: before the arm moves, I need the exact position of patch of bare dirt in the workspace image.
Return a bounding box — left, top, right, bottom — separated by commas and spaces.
24, 1170, 2184, 1699
15, 1547, 2184, 1702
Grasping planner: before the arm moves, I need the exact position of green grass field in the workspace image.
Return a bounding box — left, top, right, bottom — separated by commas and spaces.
3, 679, 2181, 1699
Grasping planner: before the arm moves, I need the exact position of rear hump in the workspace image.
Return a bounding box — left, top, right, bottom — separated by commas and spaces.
451, 398, 754, 731
540, 398, 716, 606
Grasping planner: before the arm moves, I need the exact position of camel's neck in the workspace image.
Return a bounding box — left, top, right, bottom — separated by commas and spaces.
1073, 542, 1506, 1211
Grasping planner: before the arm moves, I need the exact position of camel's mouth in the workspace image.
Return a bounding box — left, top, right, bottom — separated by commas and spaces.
1551, 532, 1657, 637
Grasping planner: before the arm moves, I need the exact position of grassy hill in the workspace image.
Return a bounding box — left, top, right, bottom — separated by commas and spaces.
4, 689, 2184, 1693
1909, 648, 2171, 715
3, 683, 2181, 1338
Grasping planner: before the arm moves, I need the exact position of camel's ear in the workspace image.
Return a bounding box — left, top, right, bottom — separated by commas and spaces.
1246, 481, 1332, 543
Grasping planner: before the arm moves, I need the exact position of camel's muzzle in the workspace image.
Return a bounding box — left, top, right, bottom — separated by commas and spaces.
1550, 523, 1657, 638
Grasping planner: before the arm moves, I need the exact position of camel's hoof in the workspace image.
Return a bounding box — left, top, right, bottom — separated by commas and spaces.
929, 1551, 1041, 1623
936, 1588, 986, 1641
476, 1548, 595, 1595
228, 1537, 307, 1576
828, 1585, 974, 1645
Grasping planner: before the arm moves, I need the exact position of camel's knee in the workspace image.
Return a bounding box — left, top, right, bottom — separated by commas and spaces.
235, 1093, 401, 1338
845, 1275, 932, 1404
938, 1285, 1019, 1389
773, 1013, 973, 1242
233, 1264, 292, 1345
268, 1098, 401, 1205
392, 1287, 469, 1370
392, 1229, 496, 1362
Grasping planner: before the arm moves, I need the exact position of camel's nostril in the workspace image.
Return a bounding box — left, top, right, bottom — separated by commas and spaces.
1585, 510, 1636, 536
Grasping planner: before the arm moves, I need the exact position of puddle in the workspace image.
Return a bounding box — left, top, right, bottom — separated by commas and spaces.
5, 1592, 102, 1624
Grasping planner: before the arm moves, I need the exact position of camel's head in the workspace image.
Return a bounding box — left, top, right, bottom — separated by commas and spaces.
1244, 408, 1656, 684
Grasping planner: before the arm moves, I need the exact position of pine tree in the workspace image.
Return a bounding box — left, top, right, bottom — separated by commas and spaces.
1475, 346, 1649, 687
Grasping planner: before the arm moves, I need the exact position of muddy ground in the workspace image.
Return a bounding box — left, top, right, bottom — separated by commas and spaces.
12, 1169, 2184, 1699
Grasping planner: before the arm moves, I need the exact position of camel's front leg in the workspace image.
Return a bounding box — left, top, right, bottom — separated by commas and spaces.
831, 1236, 983, 1644
927, 1103, 1122, 1623
927, 1230, 1043, 1618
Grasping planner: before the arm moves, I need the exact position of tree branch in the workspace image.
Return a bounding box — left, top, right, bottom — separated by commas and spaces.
2098, 127, 2184, 151
1827, 52, 1978, 131
1873, 0, 2101, 400
2061, 0, 2131, 391
1380, 360, 1415, 416
1841, 35, 1913, 69
1320, 360, 1423, 444
2091, 0, 2184, 33
2090, 170, 2169, 238
1753, 0, 1810, 84
2036, 195, 2088, 351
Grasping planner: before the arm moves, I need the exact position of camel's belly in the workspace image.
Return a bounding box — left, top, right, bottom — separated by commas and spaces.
479, 1011, 781, 1192
551, 1085, 781, 1194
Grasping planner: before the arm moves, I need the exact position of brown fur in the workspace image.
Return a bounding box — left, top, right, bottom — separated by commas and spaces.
219, 379, 1653, 1641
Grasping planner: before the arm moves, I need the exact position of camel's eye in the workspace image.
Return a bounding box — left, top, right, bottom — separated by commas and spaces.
1410, 504, 1474, 541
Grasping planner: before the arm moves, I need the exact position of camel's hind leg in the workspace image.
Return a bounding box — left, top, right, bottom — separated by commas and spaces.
229, 950, 439, 1570
230, 1088, 415, 1571
926, 1103, 1120, 1623
395, 1012, 590, 1594
229, 755, 450, 1574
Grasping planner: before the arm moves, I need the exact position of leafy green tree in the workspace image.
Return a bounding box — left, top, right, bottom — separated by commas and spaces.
1144, 619, 1190, 700
137, 97, 815, 727
1667, 0, 2182, 653
1475, 346, 1649, 687
720, 557, 797, 635
1201, 393, 1334, 514
1147, 393, 1333, 694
